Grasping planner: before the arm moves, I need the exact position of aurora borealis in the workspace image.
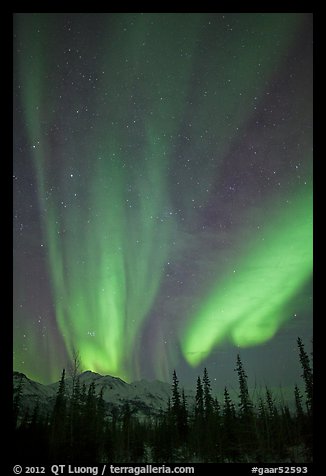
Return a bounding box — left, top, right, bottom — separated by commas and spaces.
13, 13, 312, 386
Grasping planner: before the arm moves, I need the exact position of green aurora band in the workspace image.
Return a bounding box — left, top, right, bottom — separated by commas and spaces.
14, 13, 312, 382
15, 13, 201, 380
181, 188, 313, 366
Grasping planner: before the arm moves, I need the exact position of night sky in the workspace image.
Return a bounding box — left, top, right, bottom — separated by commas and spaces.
13, 13, 312, 393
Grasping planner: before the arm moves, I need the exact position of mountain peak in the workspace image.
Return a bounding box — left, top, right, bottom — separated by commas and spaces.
78, 370, 128, 385
79, 370, 102, 378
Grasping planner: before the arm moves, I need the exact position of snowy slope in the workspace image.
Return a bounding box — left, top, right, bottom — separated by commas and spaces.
13, 371, 57, 417
13, 370, 195, 419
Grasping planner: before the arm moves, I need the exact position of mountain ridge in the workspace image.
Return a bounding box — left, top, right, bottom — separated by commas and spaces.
13, 370, 196, 419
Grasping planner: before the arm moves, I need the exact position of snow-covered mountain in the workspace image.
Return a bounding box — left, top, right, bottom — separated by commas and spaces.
13, 371, 195, 419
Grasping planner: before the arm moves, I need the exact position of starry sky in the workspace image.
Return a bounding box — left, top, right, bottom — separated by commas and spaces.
13, 13, 312, 391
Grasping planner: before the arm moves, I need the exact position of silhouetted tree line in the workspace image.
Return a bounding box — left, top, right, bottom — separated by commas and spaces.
13, 338, 312, 463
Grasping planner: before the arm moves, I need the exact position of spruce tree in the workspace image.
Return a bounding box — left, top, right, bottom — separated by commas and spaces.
264, 387, 279, 456
193, 376, 205, 459
172, 370, 181, 414
222, 387, 238, 461
265, 387, 278, 420
51, 369, 67, 459
195, 376, 204, 419
203, 368, 213, 420
235, 354, 253, 419
202, 369, 215, 460
181, 389, 188, 436
97, 387, 106, 425
52, 369, 66, 426
297, 337, 313, 415
213, 397, 221, 417
171, 370, 182, 443
235, 355, 256, 458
